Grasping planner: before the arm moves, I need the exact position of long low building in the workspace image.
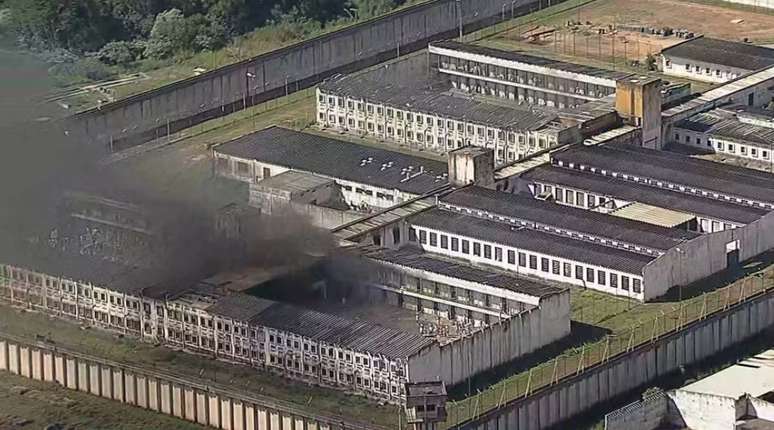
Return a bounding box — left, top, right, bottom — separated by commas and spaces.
492, 143, 774, 300
661, 36, 774, 83
671, 104, 774, 163
428, 40, 631, 109
0, 244, 571, 402
214, 127, 449, 213
316, 73, 581, 166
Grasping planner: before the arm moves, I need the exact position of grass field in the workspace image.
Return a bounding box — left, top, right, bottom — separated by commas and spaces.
0, 371, 205, 430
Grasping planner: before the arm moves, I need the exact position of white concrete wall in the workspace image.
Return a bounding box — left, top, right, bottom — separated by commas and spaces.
644, 211, 774, 300
721, 0, 774, 9
661, 55, 747, 84
408, 292, 570, 387
457, 286, 774, 430
667, 390, 738, 430
747, 396, 774, 422
0, 337, 356, 430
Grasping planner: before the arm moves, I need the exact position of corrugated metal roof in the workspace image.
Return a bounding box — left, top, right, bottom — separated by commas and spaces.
364, 246, 566, 302
215, 127, 449, 195
254, 171, 334, 194
519, 165, 768, 224
610, 202, 696, 228
410, 208, 655, 274
319, 74, 562, 133
662, 37, 774, 72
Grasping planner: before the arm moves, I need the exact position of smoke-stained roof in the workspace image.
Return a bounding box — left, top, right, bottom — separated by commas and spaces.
215, 127, 449, 195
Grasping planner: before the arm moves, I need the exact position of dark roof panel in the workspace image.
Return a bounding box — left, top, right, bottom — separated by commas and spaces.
319, 74, 560, 132
215, 127, 449, 195
661, 37, 774, 71
520, 165, 768, 225
431, 40, 632, 82
365, 246, 567, 299
552, 144, 774, 204
410, 208, 655, 274
441, 186, 698, 250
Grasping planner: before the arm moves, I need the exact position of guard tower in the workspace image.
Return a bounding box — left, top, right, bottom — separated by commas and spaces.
447, 146, 494, 187
404, 382, 448, 430
615, 76, 663, 149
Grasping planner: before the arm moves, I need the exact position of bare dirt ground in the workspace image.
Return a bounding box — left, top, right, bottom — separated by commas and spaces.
483, 0, 774, 74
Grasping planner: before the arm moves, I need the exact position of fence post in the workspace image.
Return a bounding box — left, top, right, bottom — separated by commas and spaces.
551, 357, 559, 385
576, 345, 586, 375
524, 368, 533, 398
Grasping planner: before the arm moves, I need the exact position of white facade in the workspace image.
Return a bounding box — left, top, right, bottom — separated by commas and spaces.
661, 55, 745, 83
671, 125, 773, 163
214, 151, 418, 211
315, 89, 567, 166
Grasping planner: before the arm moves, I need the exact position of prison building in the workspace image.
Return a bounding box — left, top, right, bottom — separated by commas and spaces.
213, 127, 448, 213
661, 36, 774, 83
517, 163, 770, 234
409, 185, 714, 300
428, 40, 631, 109
362, 246, 570, 386
671, 104, 774, 163
316, 74, 578, 166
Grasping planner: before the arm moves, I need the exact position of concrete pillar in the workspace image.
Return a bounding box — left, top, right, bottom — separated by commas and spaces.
221, 398, 233, 430
66, 357, 78, 389
148, 378, 160, 411
19, 346, 31, 377
196, 391, 209, 425
308, 422, 319, 430
112, 369, 124, 402
233, 400, 245, 430
294, 417, 305, 430
270, 411, 280, 429
257, 408, 269, 430
245, 404, 256, 430
43, 351, 55, 382
125, 372, 136, 405
0, 340, 7, 371
172, 385, 184, 418
31, 348, 43, 380
55, 355, 66, 386
100, 366, 113, 398
184, 388, 197, 422
8, 343, 19, 374
136, 375, 149, 408
208, 394, 221, 428
88, 363, 101, 396
77, 361, 89, 392
159, 381, 172, 414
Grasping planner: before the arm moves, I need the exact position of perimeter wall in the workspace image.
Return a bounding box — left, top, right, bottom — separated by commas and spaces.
69, 0, 563, 150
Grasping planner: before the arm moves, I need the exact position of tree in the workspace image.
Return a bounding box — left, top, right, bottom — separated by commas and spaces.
97, 40, 136, 64
144, 8, 205, 59
347, 0, 395, 19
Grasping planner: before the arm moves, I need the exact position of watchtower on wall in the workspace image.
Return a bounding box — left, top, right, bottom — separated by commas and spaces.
404, 382, 448, 430
616, 76, 663, 149
447, 146, 494, 187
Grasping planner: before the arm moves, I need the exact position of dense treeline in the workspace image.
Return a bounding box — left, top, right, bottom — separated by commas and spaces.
0, 0, 400, 65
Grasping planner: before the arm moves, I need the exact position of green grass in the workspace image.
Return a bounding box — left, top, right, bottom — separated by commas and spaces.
0, 371, 206, 430
443, 253, 774, 428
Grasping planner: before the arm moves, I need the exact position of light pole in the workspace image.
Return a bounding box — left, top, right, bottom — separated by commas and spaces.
245, 72, 256, 110
456, 0, 463, 41
511, 0, 517, 18
502, 3, 507, 20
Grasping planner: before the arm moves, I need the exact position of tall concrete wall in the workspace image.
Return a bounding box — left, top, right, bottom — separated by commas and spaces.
69, 0, 563, 151
0, 335, 385, 430
603, 390, 667, 430
453, 287, 774, 430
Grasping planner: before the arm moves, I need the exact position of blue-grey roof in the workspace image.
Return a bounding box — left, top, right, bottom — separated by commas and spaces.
662, 37, 774, 71
410, 208, 655, 274
519, 165, 768, 225
441, 186, 698, 251
215, 127, 449, 195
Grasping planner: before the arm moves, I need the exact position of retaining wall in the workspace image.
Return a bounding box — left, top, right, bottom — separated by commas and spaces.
454, 288, 774, 430
69, 0, 564, 151
0, 335, 384, 430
